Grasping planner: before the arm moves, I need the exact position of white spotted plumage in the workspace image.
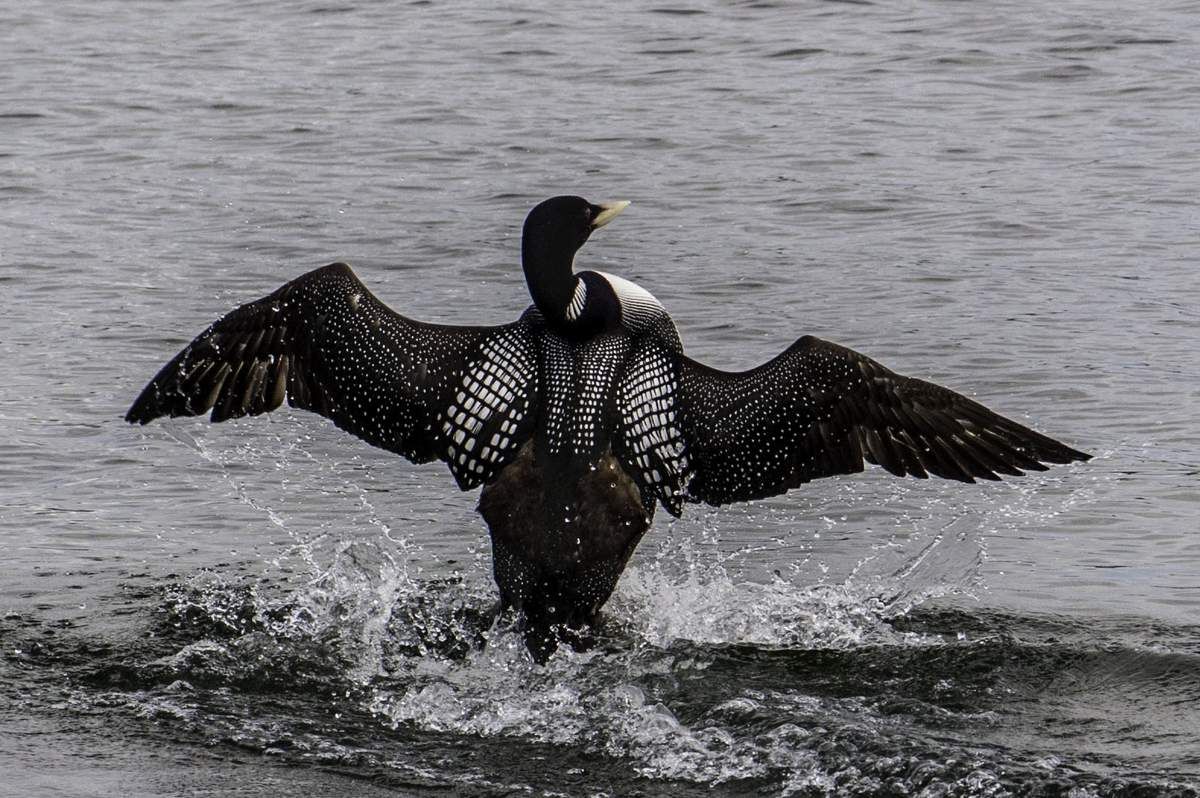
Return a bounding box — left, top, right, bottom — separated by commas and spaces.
617, 331, 689, 514
442, 322, 538, 488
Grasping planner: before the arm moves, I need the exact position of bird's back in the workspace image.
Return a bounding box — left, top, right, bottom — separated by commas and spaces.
526, 308, 690, 515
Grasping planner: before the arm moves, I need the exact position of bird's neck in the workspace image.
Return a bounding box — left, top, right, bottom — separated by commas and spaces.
522, 237, 578, 326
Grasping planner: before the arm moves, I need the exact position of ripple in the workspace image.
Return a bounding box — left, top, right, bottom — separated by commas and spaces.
767, 48, 826, 60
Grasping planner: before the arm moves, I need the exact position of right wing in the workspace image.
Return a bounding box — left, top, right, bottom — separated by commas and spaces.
126, 262, 540, 490
677, 335, 1090, 506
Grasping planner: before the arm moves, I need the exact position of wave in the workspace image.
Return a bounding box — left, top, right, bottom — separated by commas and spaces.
6, 523, 1197, 796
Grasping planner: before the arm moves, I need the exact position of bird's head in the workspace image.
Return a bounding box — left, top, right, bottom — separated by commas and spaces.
521, 195, 630, 271
520, 195, 630, 327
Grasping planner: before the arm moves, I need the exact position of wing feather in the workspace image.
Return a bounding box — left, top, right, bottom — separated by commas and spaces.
677, 335, 1090, 506
127, 262, 538, 488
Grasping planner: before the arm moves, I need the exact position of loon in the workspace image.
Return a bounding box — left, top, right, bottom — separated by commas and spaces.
126, 195, 1090, 660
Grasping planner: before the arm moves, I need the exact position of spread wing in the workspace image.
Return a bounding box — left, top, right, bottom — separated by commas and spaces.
677, 335, 1090, 506
126, 262, 539, 490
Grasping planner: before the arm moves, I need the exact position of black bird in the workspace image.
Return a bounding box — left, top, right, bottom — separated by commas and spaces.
126, 195, 1090, 660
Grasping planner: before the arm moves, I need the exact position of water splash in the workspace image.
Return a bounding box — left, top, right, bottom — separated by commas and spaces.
115, 429, 1178, 794
607, 491, 988, 652
357, 503, 995, 789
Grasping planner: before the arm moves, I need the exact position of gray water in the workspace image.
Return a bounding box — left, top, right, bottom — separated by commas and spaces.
2, 1, 1199, 795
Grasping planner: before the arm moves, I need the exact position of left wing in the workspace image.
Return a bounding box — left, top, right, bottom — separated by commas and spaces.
126, 262, 540, 490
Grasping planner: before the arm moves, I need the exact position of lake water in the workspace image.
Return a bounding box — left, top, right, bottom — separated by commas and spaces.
2, 1, 1198, 795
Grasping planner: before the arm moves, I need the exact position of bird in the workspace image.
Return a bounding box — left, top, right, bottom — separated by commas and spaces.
126, 195, 1091, 661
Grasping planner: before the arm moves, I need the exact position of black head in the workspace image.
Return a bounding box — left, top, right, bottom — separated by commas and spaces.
521, 195, 629, 324
521, 195, 629, 265
520, 195, 628, 261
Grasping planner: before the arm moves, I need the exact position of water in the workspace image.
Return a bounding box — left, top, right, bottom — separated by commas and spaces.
2, 0, 1198, 794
